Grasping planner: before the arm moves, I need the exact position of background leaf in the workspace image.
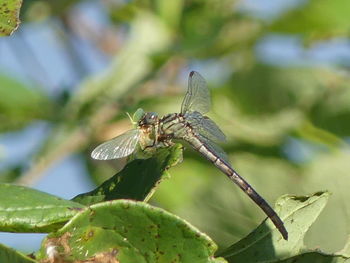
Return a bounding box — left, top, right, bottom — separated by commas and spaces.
270, 0, 350, 41
0, 75, 50, 132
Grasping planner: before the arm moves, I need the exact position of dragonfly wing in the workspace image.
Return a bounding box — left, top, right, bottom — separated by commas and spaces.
91, 129, 141, 160
186, 112, 226, 142
199, 117, 226, 142
197, 134, 231, 165
181, 71, 211, 114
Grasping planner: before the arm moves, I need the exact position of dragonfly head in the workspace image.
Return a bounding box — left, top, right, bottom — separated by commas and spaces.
139, 112, 159, 126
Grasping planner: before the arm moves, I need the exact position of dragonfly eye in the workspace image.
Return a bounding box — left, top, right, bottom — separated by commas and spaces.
140, 112, 158, 125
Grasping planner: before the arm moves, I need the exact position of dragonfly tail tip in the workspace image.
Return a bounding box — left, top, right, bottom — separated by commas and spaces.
280, 228, 288, 240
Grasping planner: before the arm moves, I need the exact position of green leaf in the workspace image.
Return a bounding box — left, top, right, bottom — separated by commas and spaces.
0, 0, 22, 36
0, 74, 50, 131
37, 200, 226, 263
0, 183, 85, 233
0, 243, 36, 263
73, 144, 183, 206
217, 192, 330, 262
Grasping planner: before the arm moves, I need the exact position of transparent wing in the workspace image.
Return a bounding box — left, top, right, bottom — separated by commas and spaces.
91, 129, 141, 160
185, 111, 226, 142
197, 134, 231, 165
181, 71, 211, 114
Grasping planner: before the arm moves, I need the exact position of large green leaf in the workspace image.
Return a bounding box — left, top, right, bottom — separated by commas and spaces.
218, 192, 329, 262
37, 200, 226, 263
0, 0, 22, 36
73, 144, 183, 205
0, 184, 85, 233
0, 243, 36, 263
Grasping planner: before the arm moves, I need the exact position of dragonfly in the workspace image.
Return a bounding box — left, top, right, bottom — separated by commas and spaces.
91, 71, 288, 240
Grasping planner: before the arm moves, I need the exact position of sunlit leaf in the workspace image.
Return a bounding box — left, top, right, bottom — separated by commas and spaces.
0, 184, 85, 233
0, 0, 22, 36
37, 200, 226, 263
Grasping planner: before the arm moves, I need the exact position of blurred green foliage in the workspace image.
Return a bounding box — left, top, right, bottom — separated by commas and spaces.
1, 0, 350, 256
0, 75, 50, 131
270, 0, 350, 41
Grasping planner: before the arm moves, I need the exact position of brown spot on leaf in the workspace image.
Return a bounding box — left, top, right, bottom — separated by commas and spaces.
41, 232, 72, 263
81, 250, 120, 263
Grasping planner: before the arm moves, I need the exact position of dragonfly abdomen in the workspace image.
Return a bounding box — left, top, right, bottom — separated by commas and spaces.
187, 135, 288, 240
